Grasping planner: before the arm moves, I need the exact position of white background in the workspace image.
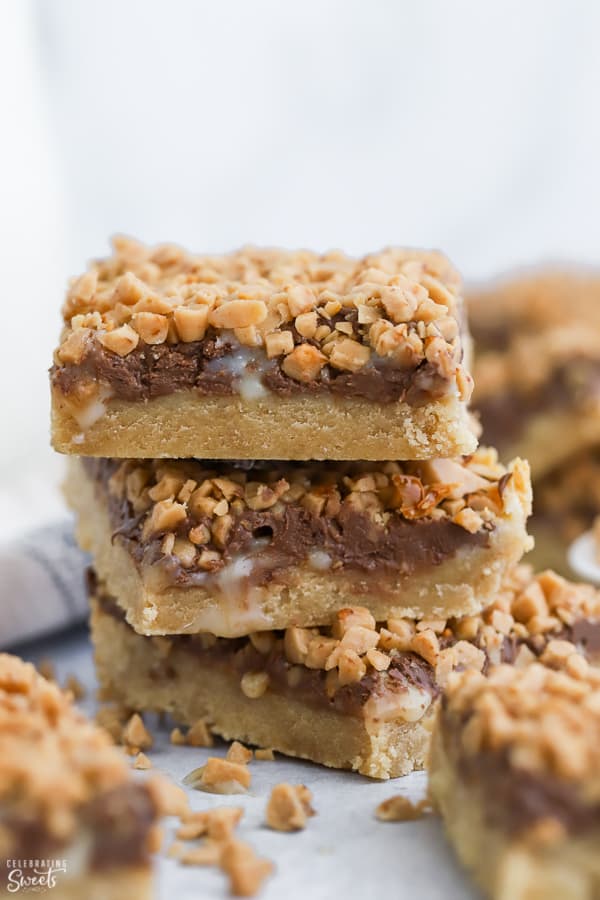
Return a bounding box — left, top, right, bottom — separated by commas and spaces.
1, 0, 600, 536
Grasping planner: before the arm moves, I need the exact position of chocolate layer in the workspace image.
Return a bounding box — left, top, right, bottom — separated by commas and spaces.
83, 458, 491, 587
476, 358, 600, 450
51, 328, 454, 407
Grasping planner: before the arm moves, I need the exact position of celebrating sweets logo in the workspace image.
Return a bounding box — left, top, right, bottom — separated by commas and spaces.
4, 860, 67, 893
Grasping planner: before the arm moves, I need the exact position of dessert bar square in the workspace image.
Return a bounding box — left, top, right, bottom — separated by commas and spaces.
528, 447, 600, 576
51, 238, 476, 460
90, 566, 600, 779
430, 655, 600, 899
0, 654, 163, 900
469, 270, 600, 479
67, 450, 532, 637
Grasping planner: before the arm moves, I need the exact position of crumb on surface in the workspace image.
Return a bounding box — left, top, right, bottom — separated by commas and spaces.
183, 757, 251, 794
375, 795, 431, 822
265, 783, 315, 832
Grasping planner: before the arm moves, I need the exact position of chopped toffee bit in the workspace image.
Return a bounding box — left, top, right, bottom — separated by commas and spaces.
122, 712, 153, 750
220, 839, 274, 898
226, 741, 254, 764
187, 719, 214, 747
375, 796, 431, 822
179, 839, 224, 867
176, 808, 243, 842
254, 749, 275, 761
168, 802, 271, 897
265, 784, 315, 832
176, 821, 207, 841
133, 751, 153, 770
170, 727, 187, 745
183, 758, 251, 794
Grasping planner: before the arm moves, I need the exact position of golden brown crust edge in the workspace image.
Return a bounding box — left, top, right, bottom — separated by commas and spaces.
51, 389, 477, 460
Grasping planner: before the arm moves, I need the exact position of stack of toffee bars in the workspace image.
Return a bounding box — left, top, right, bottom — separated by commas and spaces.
49, 238, 535, 779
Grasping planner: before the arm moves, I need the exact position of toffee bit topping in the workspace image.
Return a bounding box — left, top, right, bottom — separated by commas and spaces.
99, 449, 525, 575
443, 660, 600, 785
55, 238, 470, 397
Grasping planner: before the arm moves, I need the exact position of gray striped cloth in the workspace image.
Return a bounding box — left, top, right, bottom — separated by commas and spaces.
0, 521, 89, 648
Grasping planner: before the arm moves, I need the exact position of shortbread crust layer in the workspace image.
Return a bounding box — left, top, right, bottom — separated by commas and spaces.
91, 566, 600, 779
51, 390, 477, 460
50, 238, 476, 459
66, 452, 532, 636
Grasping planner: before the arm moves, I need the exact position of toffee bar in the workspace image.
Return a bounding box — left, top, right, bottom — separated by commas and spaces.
0, 654, 165, 900
51, 239, 476, 460
67, 450, 532, 637
90, 566, 600, 780
469, 270, 600, 479
430, 658, 600, 899
529, 447, 600, 576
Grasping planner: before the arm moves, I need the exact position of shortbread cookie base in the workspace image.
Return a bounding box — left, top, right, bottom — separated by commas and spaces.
51, 389, 477, 460
91, 598, 431, 779
429, 728, 600, 900
1, 869, 153, 900
67, 460, 531, 636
